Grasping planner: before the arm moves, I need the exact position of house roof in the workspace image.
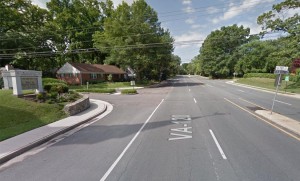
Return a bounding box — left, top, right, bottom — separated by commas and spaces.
68, 62, 125, 74
69, 63, 102, 72
94, 64, 126, 74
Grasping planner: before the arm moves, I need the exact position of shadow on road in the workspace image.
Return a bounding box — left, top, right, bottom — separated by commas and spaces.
52, 113, 228, 146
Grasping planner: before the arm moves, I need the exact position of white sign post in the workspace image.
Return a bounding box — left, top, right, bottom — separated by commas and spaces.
271, 66, 289, 114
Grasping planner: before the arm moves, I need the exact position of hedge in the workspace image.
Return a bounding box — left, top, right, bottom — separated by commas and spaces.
243, 73, 276, 79
44, 83, 69, 93
121, 89, 137, 94
243, 73, 299, 82
43, 78, 67, 85
74, 88, 116, 94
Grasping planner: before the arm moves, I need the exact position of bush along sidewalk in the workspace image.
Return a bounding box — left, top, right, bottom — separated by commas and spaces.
121, 89, 137, 94
73, 88, 116, 94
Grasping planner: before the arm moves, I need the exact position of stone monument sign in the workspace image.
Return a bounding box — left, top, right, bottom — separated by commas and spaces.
2, 67, 43, 96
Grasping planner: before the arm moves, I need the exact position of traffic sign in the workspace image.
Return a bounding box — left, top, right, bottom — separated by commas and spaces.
274, 66, 289, 74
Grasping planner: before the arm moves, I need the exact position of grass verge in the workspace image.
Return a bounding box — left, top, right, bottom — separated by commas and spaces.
0, 90, 67, 141
236, 78, 300, 94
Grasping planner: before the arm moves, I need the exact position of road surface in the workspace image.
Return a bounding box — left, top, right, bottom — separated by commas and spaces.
1, 75, 300, 181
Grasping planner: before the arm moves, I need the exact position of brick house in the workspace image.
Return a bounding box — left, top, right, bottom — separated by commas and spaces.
56, 62, 126, 85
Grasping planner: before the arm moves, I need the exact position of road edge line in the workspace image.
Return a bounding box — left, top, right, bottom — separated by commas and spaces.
224, 98, 300, 142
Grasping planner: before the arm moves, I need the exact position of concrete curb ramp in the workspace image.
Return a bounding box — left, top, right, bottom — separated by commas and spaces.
256, 110, 300, 139
0, 99, 109, 164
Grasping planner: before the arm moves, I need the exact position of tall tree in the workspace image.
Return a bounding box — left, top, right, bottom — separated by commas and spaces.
46, 0, 104, 64
93, 0, 174, 81
198, 25, 252, 78
0, 0, 55, 71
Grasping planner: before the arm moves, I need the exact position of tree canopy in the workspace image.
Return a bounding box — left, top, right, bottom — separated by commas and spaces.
185, 0, 300, 78
0, 0, 179, 81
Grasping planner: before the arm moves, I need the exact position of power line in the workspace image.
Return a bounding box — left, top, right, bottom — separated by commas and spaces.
0, 0, 281, 39
0, 2, 273, 44
0, 31, 281, 52
0, 32, 282, 59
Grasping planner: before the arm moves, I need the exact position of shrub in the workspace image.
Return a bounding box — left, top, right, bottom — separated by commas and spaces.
243, 73, 300, 83
74, 88, 116, 94
49, 92, 58, 100
289, 75, 300, 82
243, 73, 276, 79
45, 83, 69, 94
121, 89, 137, 94
36, 93, 45, 100
43, 78, 67, 85
44, 84, 52, 92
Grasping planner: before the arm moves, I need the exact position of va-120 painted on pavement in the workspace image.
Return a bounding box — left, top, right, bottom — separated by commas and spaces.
169, 115, 192, 141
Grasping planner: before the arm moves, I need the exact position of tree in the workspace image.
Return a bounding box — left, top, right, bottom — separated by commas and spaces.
93, 0, 174, 81
46, 0, 104, 64
257, 0, 300, 37
198, 25, 252, 78
234, 40, 277, 74
0, 0, 51, 69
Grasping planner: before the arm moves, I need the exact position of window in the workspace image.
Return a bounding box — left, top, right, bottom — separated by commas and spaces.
69, 73, 72, 77
97, 74, 103, 78
90, 73, 97, 79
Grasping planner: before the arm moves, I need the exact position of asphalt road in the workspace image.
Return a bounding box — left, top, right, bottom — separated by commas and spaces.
1, 75, 300, 181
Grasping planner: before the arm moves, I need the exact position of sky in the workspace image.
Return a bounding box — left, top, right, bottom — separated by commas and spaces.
31, 0, 290, 63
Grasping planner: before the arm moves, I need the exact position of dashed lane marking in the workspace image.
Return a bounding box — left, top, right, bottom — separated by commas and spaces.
209, 129, 227, 160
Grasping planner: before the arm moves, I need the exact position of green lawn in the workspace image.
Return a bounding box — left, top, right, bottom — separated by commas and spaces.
236, 78, 300, 94
69, 81, 152, 91
69, 82, 131, 89
0, 90, 67, 141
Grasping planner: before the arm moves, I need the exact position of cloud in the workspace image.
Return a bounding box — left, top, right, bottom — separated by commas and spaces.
183, 6, 196, 13
112, 0, 135, 7
206, 7, 220, 14
191, 24, 202, 29
185, 18, 195, 24
237, 21, 262, 35
31, 0, 48, 9
182, 0, 192, 5
211, 0, 275, 24
174, 31, 205, 49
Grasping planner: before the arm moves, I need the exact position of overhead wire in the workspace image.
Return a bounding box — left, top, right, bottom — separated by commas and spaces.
0, 0, 280, 39
0, 32, 283, 59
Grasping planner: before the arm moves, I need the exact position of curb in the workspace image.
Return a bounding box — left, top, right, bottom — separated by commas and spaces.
255, 110, 300, 140
0, 103, 107, 165
227, 81, 300, 99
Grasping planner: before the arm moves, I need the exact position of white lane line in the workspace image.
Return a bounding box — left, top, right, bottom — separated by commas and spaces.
274, 100, 292, 106
209, 129, 227, 160
189, 89, 191, 92
194, 98, 197, 104
238, 89, 245, 93
99, 99, 164, 181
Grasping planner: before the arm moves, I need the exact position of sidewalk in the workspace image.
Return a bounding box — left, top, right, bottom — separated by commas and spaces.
0, 99, 109, 164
